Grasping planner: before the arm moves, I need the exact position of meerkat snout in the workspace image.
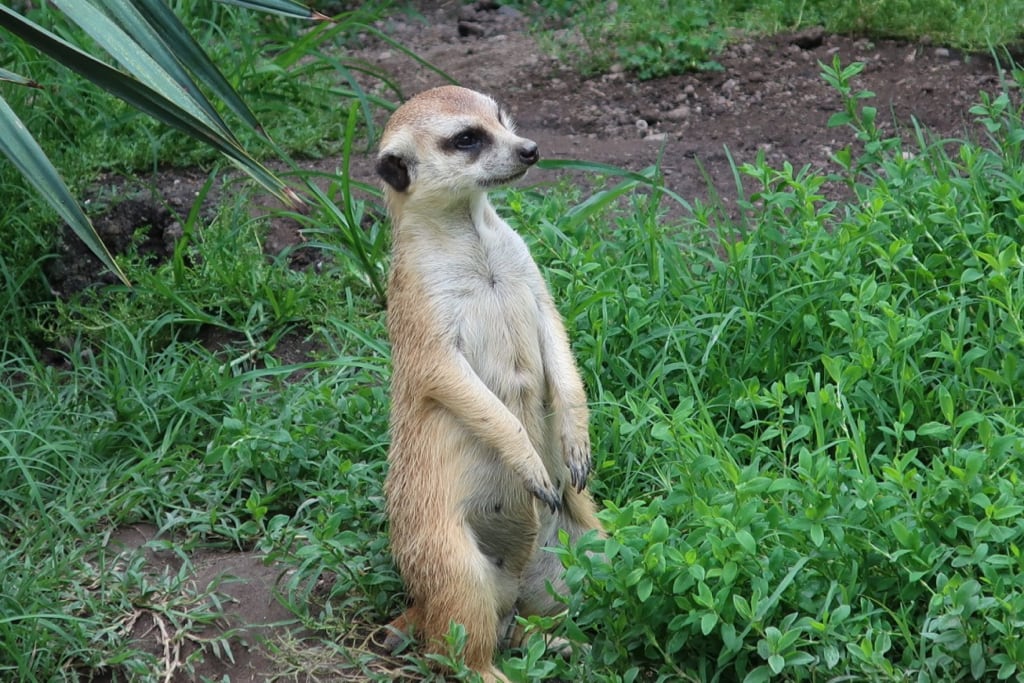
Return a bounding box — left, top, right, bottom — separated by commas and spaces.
518, 140, 539, 165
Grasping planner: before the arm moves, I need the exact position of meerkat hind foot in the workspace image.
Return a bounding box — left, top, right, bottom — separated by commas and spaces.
381, 607, 420, 653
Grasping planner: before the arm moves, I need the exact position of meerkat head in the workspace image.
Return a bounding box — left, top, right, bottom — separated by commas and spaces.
376, 86, 539, 209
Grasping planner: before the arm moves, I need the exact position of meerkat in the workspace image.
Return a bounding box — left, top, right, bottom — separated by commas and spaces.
376, 86, 602, 682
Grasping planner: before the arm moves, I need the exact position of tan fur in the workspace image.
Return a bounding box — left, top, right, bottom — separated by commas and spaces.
376, 86, 602, 682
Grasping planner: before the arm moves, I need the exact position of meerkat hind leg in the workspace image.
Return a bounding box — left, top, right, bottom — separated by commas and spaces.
506, 489, 601, 653
387, 534, 514, 680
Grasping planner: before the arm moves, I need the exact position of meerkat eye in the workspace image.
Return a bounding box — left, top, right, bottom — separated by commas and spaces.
441, 127, 491, 155
448, 127, 491, 153
453, 130, 482, 150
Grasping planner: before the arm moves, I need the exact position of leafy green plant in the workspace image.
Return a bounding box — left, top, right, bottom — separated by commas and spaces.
615, 3, 725, 78
529, 0, 725, 79
523, 0, 1023, 79
523, 60, 1024, 682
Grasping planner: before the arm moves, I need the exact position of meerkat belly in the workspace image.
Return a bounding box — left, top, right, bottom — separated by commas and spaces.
455, 269, 555, 573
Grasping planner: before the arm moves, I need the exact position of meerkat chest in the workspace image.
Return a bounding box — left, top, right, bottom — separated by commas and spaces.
430, 228, 547, 400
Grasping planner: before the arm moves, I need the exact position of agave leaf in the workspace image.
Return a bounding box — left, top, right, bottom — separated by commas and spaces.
214, 0, 331, 21
59, 0, 221, 131
0, 5, 300, 206
124, 0, 265, 135
0, 95, 129, 285
0, 66, 40, 87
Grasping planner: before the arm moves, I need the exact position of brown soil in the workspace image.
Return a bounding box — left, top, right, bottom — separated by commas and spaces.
76, 1, 1013, 680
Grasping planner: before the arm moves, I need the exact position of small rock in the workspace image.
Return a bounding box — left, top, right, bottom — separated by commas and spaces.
163, 221, 184, 254
645, 132, 668, 142
935, 47, 950, 58
790, 26, 825, 50
664, 105, 691, 121
458, 20, 486, 37
721, 78, 738, 94
683, 83, 696, 97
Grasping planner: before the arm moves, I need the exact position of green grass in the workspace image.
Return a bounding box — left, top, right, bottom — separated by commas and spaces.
525, 0, 1024, 79
3, 2, 1024, 681
544, 61, 1024, 679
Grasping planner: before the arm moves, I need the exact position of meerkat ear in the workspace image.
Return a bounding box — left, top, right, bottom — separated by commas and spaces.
377, 153, 411, 192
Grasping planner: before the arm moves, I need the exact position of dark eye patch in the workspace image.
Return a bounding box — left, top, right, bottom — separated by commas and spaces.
441, 126, 492, 154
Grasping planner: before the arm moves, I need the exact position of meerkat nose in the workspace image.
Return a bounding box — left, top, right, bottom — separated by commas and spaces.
518, 141, 539, 166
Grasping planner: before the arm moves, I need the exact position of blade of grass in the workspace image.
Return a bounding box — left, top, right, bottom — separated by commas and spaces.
301, 102, 386, 302
354, 22, 458, 89
540, 158, 694, 211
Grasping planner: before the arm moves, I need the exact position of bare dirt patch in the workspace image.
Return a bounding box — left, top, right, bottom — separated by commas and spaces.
368, 1, 1006, 205
74, 2, 1016, 679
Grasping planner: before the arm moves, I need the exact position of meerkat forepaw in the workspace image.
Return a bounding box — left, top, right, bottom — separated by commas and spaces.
525, 474, 562, 513
561, 425, 592, 491
566, 442, 593, 492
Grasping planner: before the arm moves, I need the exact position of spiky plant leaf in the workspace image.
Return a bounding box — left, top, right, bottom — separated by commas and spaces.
0, 94, 129, 285
215, 0, 330, 20
0, 4, 302, 206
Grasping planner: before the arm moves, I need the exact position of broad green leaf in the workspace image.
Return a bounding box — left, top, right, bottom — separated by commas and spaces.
0, 95, 129, 285
743, 665, 773, 683
735, 529, 756, 554
700, 611, 717, 635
